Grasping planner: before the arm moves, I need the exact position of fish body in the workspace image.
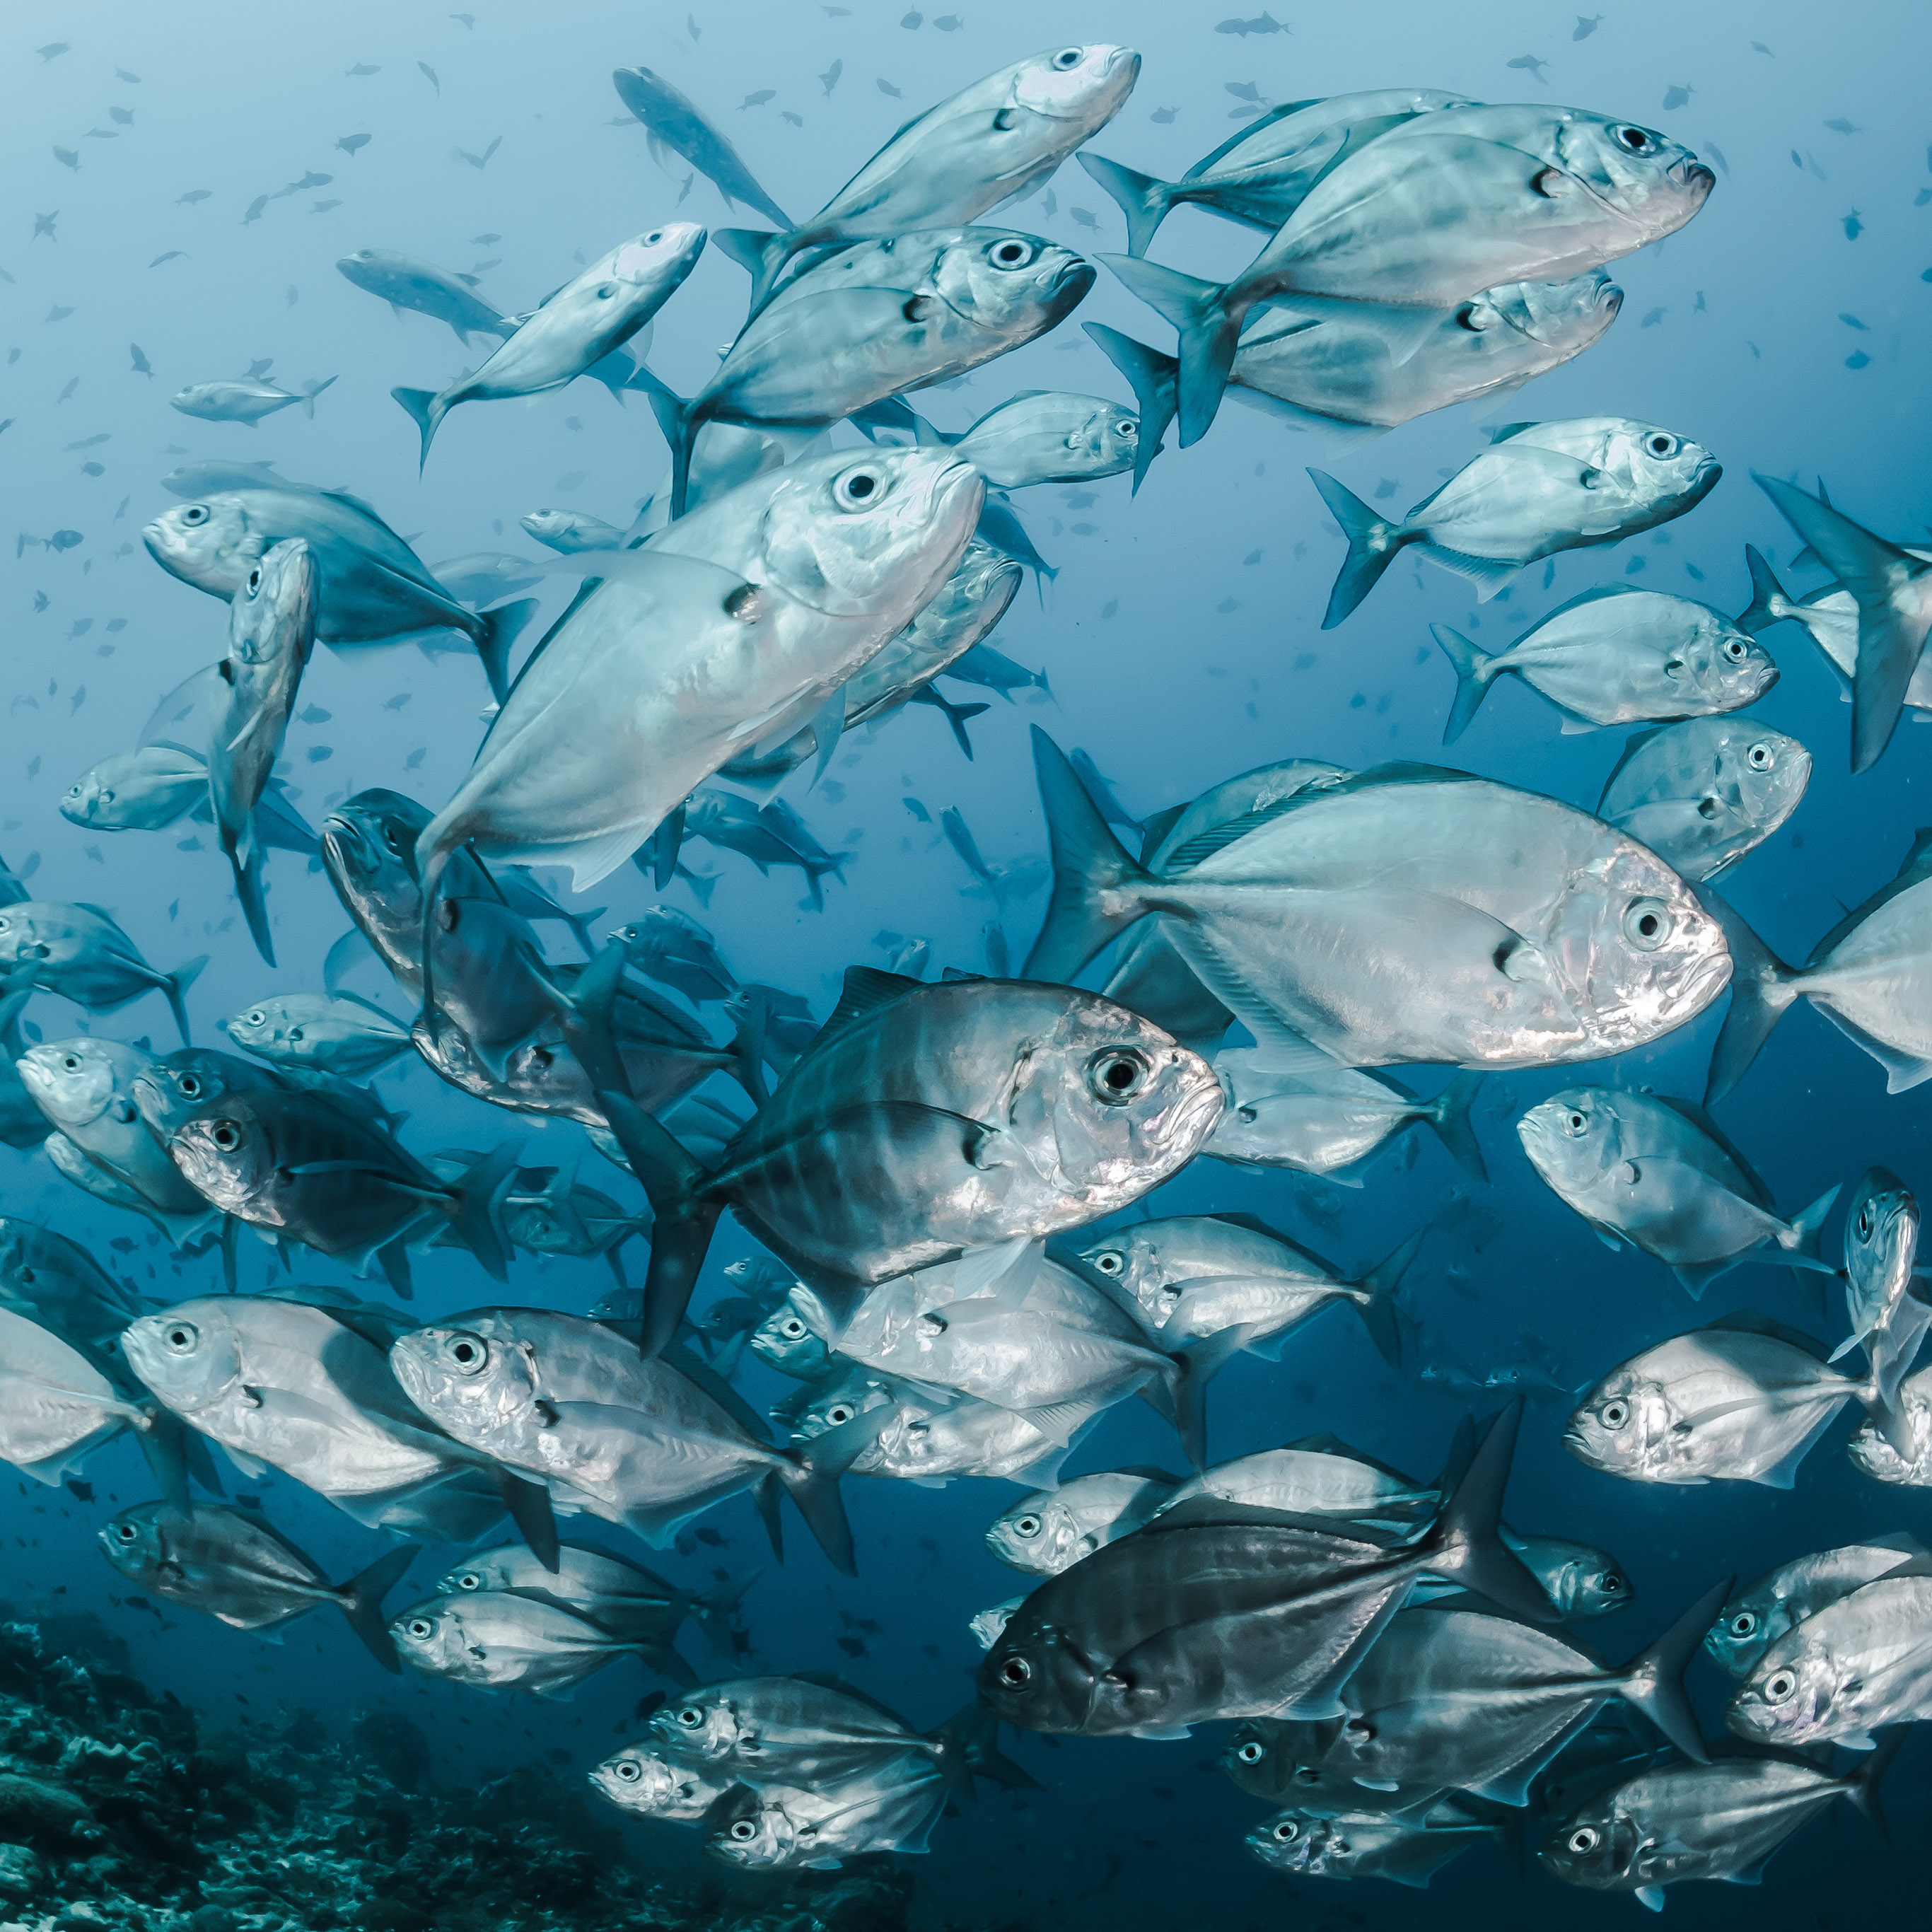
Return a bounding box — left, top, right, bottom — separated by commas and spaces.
391, 1590, 678, 1697
0, 1305, 152, 1484
0, 1218, 140, 1344
612, 66, 791, 227
952, 391, 1140, 489
335, 248, 513, 344
1247, 1803, 1502, 1887
1848, 1362, 1932, 1484
522, 508, 625, 554
435, 1540, 723, 1648
1835, 1168, 1929, 1404
130, 1045, 291, 1144
223, 991, 410, 1078
702, 1766, 945, 1868
62, 744, 210, 832
170, 376, 334, 424
590, 1742, 733, 1821
984, 1467, 1179, 1574
0, 900, 205, 1044
1156, 1440, 1439, 1535
610, 907, 736, 1003
750, 1284, 839, 1380
1705, 1537, 1926, 1679
1597, 718, 1810, 883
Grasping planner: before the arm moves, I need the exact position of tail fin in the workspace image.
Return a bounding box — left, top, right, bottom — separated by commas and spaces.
721, 986, 770, 1107
1614, 1577, 1730, 1763
472, 597, 537, 706
595, 1090, 722, 1357
445, 1141, 521, 1282
1699, 891, 1799, 1104
1757, 472, 1932, 772
136, 1409, 193, 1510
228, 837, 275, 967
1735, 544, 1792, 635
711, 228, 792, 313
163, 954, 208, 1047
679, 863, 718, 907
1023, 726, 1156, 982
391, 385, 446, 471
1433, 624, 1499, 743
931, 1704, 1042, 1803
1783, 1186, 1839, 1267
1101, 254, 1242, 448
497, 1466, 560, 1571
1417, 1399, 1552, 1623
688, 1570, 757, 1656
337, 1541, 420, 1673
645, 801, 687, 890
1076, 152, 1174, 259
775, 1404, 880, 1576
909, 684, 991, 758
301, 375, 338, 419
635, 373, 701, 519
1844, 1727, 1905, 1837
1310, 470, 1414, 628
1353, 1228, 1425, 1371
1425, 1072, 1488, 1181
1083, 322, 1177, 494
1158, 1322, 1259, 1470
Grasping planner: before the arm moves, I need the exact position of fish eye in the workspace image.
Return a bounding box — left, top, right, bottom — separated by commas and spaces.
209, 1120, 242, 1153
1730, 1610, 1758, 1637
1643, 431, 1678, 458
614, 1757, 641, 1781
1600, 1399, 1630, 1430
1622, 897, 1673, 950
455, 1570, 484, 1590
989, 237, 1037, 269
832, 466, 883, 511
113, 1521, 138, 1542
595, 283, 617, 299
726, 1819, 758, 1842
1600, 1572, 1625, 1593
1013, 1513, 1042, 1538
825, 1403, 856, 1425
1614, 125, 1659, 155
997, 1655, 1032, 1688
441, 1333, 489, 1375
245, 1011, 265, 1027
245, 566, 262, 594
1747, 740, 1774, 771
1563, 1110, 1588, 1136
1568, 1826, 1600, 1853
407, 1617, 434, 1639
1087, 1048, 1148, 1104
675, 1705, 704, 1728
1763, 1669, 1797, 1703
182, 504, 209, 525
780, 1317, 806, 1338
1857, 1206, 1873, 1239
383, 824, 404, 852
1115, 419, 1137, 439
163, 1322, 199, 1354
1723, 638, 1746, 661
1089, 1249, 1124, 1276
61, 1054, 81, 1071
178, 1074, 202, 1098
1236, 1740, 1264, 1765
1271, 1820, 1299, 1843
644, 231, 663, 245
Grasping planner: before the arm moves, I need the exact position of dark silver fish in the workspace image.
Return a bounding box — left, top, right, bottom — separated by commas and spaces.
336, 248, 513, 344
0, 900, 204, 1045
612, 66, 791, 228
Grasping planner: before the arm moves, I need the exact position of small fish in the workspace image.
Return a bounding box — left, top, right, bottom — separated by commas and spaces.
337, 134, 371, 156
149, 252, 182, 267
1507, 54, 1550, 82
419, 62, 440, 92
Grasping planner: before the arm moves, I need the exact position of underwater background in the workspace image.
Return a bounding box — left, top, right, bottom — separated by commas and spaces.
5, 1, 1932, 1926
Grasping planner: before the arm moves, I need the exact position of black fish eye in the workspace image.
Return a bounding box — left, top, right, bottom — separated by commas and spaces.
1013, 1514, 1042, 1538
989, 238, 1035, 269
1087, 1049, 1148, 1104
1601, 1399, 1630, 1429
1569, 1826, 1600, 1853
781, 1318, 805, 1338
1764, 1670, 1797, 1701
1565, 1111, 1588, 1135
164, 1322, 198, 1353
998, 1655, 1032, 1688
1731, 1611, 1757, 1636
1600, 1573, 1624, 1593
1052, 47, 1081, 68
826, 1404, 854, 1425
833, 467, 882, 510
1645, 431, 1677, 458
210, 1122, 241, 1153
383, 825, 404, 852
407, 1617, 433, 1639
246, 1011, 265, 1027
1614, 124, 1658, 155
645, 231, 663, 245
727, 1819, 757, 1841
1622, 897, 1672, 950
182, 504, 209, 525
246, 567, 262, 593
1747, 740, 1773, 770
456, 1571, 482, 1590
615, 1757, 641, 1780
1724, 639, 1745, 660
115, 1522, 137, 1542
1272, 1820, 1299, 1842
1236, 1740, 1264, 1764
180, 1075, 202, 1098
62, 1054, 81, 1071
675, 1706, 704, 1728
443, 1334, 488, 1374
1858, 1207, 1873, 1238
1090, 1250, 1124, 1276
1116, 419, 1136, 439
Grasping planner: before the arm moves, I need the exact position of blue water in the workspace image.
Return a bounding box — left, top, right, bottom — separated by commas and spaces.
5, 3, 1931, 1926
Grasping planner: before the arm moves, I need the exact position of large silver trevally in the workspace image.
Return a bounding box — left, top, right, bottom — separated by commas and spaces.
0, 900, 205, 1045
701, 1771, 944, 1870
1705, 830, 1932, 1101
392, 224, 705, 467
1597, 718, 1810, 883
1247, 1803, 1503, 1888
644, 229, 1092, 515
803, 1379, 1110, 1489
390, 1590, 687, 1697
1157, 1438, 1441, 1537
335, 248, 513, 345
0, 1306, 157, 1486
1704, 1536, 1926, 1680
609, 967, 1222, 1358
1107, 102, 1713, 444
221, 990, 411, 1079
589, 1742, 733, 1823
1434, 588, 1773, 743
1566, 1311, 1885, 1487
718, 45, 1139, 314
99, 1501, 417, 1670
143, 486, 535, 702
950, 392, 1141, 490
61, 743, 209, 832
1848, 1361, 1932, 1485
984, 1467, 1179, 1576
416, 448, 982, 894
171, 374, 336, 425
130, 1045, 293, 1146
1831, 1168, 1931, 1404
1028, 734, 1730, 1071
1312, 419, 1721, 624
1518, 1088, 1837, 1296
209, 537, 317, 966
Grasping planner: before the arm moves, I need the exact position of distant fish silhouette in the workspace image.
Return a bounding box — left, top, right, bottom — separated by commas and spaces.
129, 344, 152, 376
1661, 82, 1694, 110
1573, 13, 1602, 37
176, 189, 211, 205
1507, 54, 1550, 83
337, 133, 371, 156
820, 58, 842, 94
453, 136, 501, 168
53, 146, 80, 171
419, 62, 440, 93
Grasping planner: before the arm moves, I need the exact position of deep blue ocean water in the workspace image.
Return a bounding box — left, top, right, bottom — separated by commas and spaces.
5, 3, 1931, 1926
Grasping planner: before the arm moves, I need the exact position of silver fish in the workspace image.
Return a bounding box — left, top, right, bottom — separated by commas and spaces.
391, 1590, 685, 1697
335, 248, 513, 344
0, 1218, 141, 1345
0, 1305, 156, 1485
750, 1284, 839, 1380
588, 1742, 733, 1822
1247, 1802, 1503, 1889
1848, 1361, 1932, 1484
610, 907, 735, 1005
702, 1769, 945, 1869
522, 508, 624, 554
221, 991, 411, 1078
1704, 1536, 1926, 1679
824, 1383, 1109, 1489
433, 551, 547, 604
1831, 1168, 1930, 1404
171, 375, 336, 424
0, 899, 204, 1044
61, 743, 209, 832
950, 392, 1141, 489
130, 1045, 291, 1144
984, 1467, 1179, 1576
610, 66, 791, 229
1597, 718, 1810, 883
969, 1595, 1025, 1650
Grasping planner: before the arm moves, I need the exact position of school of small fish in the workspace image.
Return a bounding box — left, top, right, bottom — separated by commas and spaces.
8, 27, 1932, 1912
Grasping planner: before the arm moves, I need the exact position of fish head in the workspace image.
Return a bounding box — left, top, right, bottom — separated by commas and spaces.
1516, 1088, 1622, 1192
0, 903, 74, 972
1221, 1721, 1297, 1795
1548, 112, 1717, 243
1728, 1634, 1841, 1745
1482, 270, 1624, 352
143, 493, 257, 595
388, 1316, 541, 1437
97, 1501, 169, 1584
756, 446, 984, 619
749, 1288, 833, 1377
1011, 44, 1141, 127
1062, 395, 1140, 476
600, 221, 707, 298
588, 1745, 694, 1816
1069, 1226, 1180, 1328
1540, 1540, 1633, 1619
706, 1794, 797, 1870
227, 535, 318, 666
17, 1039, 144, 1132
120, 1300, 246, 1414
168, 1095, 279, 1212
1539, 1802, 1643, 1891
322, 788, 431, 912
221, 999, 294, 1057
1679, 613, 1778, 709
984, 1494, 1086, 1573
1601, 420, 1723, 518
335, 249, 390, 294
1000, 996, 1223, 1216
649, 1689, 745, 1762
436, 1549, 518, 1596
390, 1598, 467, 1674
933, 230, 1095, 339
132, 1048, 275, 1143
59, 767, 117, 827
977, 1616, 1098, 1730
1846, 1166, 1918, 1307
1715, 725, 1809, 834
1564, 1368, 1673, 1476
1703, 1584, 1788, 1680
1245, 1811, 1356, 1878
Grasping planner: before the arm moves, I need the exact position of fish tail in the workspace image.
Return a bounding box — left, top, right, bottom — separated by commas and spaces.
1844, 1726, 1906, 1837
711, 227, 791, 313
1156, 1322, 1257, 1471
1699, 889, 1798, 1103
1083, 322, 1177, 494
228, 835, 275, 968
391, 385, 445, 471
677, 861, 718, 908
1735, 542, 1793, 634
912, 684, 990, 759
134, 1409, 194, 1510
721, 988, 771, 1107
1310, 469, 1416, 628
776, 1404, 880, 1576
1782, 1184, 1841, 1268
1424, 1072, 1488, 1181
1077, 151, 1175, 259
163, 953, 209, 1047
472, 596, 537, 706
494, 1466, 561, 1571
639, 1643, 698, 1688
446, 1139, 523, 1284
931, 1704, 1043, 1803
337, 1541, 420, 1675
593, 1089, 722, 1358
1614, 1576, 1730, 1764
639, 802, 687, 891
688, 1569, 758, 1658
1101, 253, 1243, 447
1757, 472, 1932, 772
632, 363, 701, 518
1432, 624, 1499, 744
1354, 1228, 1426, 1371
1418, 1398, 1552, 1623
376, 1237, 414, 1300
557, 941, 641, 1105
1024, 726, 1156, 982
301, 375, 338, 418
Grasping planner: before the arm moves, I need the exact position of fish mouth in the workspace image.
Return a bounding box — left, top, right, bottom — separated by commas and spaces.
1560, 1424, 1594, 1460
1052, 259, 1100, 304
1676, 161, 1718, 199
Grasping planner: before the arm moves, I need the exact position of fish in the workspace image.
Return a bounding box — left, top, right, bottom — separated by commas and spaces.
220, 990, 412, 1078
390, 1590, 690, 1697
1565, 1310, 1892, 1487
1313, 419, 1721, 624
1027, 732, 1730, 1071
415, 448, 982, 897
1246, 1801, 1505, 1888
1071, 1213, 1415, 1368
750, 1284, 839, 1380
610, 907, 737, 1003
0, 1306, 173, 1491
1107, 103, 1714, 444
521, 508, 625, 554
590, 1742, 733, 1821
392, 226, 706, 467
610, 67, 791, 228
1540, 1735, 1897, 1908
1831, 1168, 1931, 1404
129, 1045, 295, 1146
491, 1163, 650, 1281
711, 46, 1139, 314
62, 743, 212, 833
678, 789, 850, 908
431, 552, 547, 604
143, 487, 537, 702
170, 376, 337, 425
1704, 1537, 1927, 1679
813, 1380, 1109, 1488
1596, 718, 1810, 883
1848, 1361, 1932, 1483
978, 1402, 1551, 1737
639, 229, 1093, 516
209, 538, 318, 965
336, 248, 515, 345
388, 1308, 872, 1573
984, 1467, 1180, 1575
99, 1501, 417, 1670
1079, 88, 1470, 257
947, 391, 1141, 489
1157, 1436, 1445, 1537
1703, 830, 1932, 1101
0, 1216, 143, 1345
0, 900, 205, 1044
1518, 1088, 1837, 1296
1434, 588, 1775, 742
699, 1766, 947, 1868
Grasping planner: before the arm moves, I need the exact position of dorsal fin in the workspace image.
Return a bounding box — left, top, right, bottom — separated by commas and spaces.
1704, 1309, 1828, 1358
1488, 421, 1539, 443
817, 967, 923, 1041
1646, 1095, 1776, 1207
1160, 794, 1303, 871
1598, 725, 1669, 808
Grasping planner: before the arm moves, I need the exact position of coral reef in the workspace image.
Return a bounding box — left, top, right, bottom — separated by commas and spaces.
0, 1612, 919, 1931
